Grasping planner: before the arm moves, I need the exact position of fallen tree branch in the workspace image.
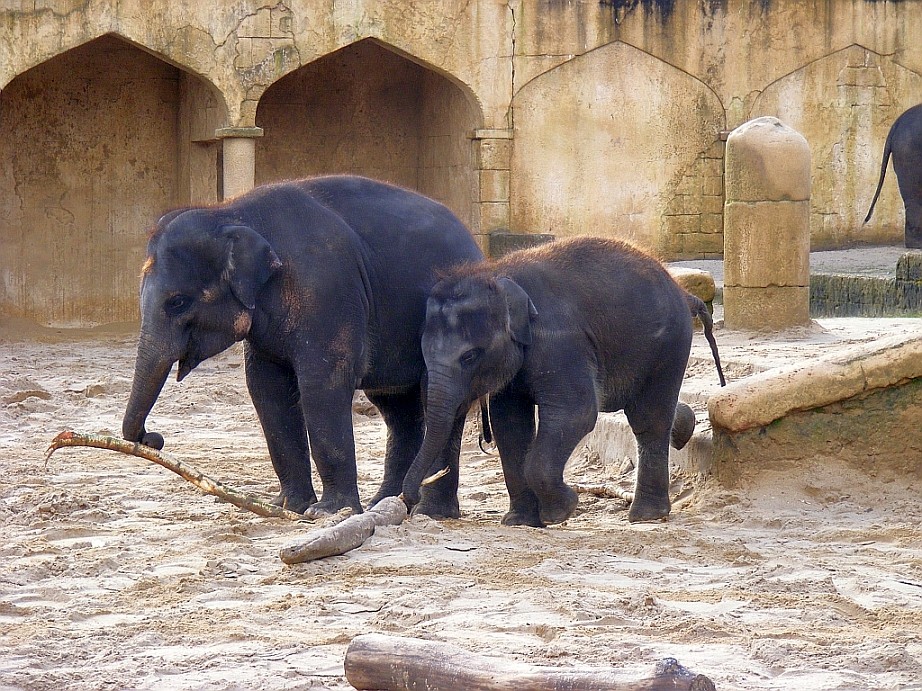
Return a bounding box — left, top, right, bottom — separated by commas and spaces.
45, 431, 306, 521
279, 496, 407, 564
573, 482, 634, 503
343, 633, 716, 691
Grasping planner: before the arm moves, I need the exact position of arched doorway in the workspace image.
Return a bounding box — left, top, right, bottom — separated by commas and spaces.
0, 34, 226, 326
255, 39, 481, 231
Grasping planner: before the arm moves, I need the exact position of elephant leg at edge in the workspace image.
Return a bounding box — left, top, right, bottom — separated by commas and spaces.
365, 388, 424, 507
245, 349, 317, 513
904, 198, 922, 249
490, 387, 542, 527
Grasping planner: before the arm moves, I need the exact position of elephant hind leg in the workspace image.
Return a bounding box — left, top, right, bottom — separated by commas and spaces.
625, 396, 677, 523
365, 387, 424, 507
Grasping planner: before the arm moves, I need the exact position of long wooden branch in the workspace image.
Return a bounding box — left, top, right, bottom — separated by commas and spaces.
45, 431, 306, 521
344, 633, 716, 691
573, 482, 634, 503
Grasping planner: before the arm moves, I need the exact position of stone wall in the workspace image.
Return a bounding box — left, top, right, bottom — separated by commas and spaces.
1, 1, 920, 325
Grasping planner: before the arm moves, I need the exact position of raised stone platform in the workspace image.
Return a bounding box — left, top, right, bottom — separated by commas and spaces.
583, 315, 922, 491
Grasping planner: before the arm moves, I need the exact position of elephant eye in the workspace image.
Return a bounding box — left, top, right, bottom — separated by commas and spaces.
165, 294, 192, 315
459, 348, 482, 366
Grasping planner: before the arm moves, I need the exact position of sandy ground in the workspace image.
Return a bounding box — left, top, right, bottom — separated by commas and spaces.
1, 311, 922, 691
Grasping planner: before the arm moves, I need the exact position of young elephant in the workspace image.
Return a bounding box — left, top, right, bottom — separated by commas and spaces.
401, 237, 724, 526
122, 175, 483, 518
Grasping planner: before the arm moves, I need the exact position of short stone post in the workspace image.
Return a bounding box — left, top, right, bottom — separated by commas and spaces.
723, 117, 811, 330
216, 126, 264, 200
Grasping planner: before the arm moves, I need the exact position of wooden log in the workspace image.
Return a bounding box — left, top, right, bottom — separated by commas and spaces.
279, 496, 407, 564
45, 430, 306, 521
343, 633, 716, 691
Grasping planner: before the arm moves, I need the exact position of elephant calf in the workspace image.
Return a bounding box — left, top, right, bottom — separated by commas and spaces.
122, 175, 483, 518
401, 236, 725, 526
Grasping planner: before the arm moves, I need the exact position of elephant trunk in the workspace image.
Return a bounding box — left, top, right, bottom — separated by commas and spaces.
401, 377, 466, 508
122, 332, 172, 449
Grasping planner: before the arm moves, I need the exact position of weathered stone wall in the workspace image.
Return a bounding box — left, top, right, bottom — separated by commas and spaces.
1, 0, 920, 325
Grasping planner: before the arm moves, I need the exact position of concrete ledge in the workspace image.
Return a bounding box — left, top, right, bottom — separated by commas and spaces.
584, 332, 922, 488
811, 273, 922, 317
708, 331, 922, 433
711, 378, 922, 487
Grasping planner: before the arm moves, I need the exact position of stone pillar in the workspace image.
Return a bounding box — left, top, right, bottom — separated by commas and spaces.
216, 127, 264, 200
723, 117, 811, 331
472, 128, 512, 256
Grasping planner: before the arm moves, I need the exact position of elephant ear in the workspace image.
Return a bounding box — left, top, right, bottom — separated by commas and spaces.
220, 225, 282, 310
497, 277, 537, 345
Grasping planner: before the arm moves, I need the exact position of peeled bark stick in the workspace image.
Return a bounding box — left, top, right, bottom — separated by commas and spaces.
45, 431, 306, 521
279, 496, 407, 565
343, 633, 717, 691
279, 467, 450, 564
573, 482, 635, 503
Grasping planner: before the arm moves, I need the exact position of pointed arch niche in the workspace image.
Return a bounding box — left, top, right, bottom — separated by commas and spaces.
0, 34, 227, 326
255, 39, 481, 232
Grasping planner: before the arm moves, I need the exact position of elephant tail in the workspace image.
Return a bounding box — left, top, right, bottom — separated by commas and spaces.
477, 397, 493, 453
864, 127, 894, 225
686, 293, 726, 387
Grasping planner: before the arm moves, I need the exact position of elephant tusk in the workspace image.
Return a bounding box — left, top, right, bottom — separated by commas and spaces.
420, 465, 450, 486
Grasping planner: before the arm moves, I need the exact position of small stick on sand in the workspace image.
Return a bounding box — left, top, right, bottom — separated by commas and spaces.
45, 431, 306, 521
572, 482, 635, 503
279, 466, 451, 564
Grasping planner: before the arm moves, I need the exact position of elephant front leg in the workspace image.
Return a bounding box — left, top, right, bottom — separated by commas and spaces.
301, 386, 363, 516
490, 387, 542, 527
245, 350, 317, 513
522, 376, 598, 526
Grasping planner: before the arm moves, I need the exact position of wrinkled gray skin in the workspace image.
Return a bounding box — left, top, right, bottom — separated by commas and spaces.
401, 237, 725, 526
122, 176, 483, 518
865, 103, 922, 248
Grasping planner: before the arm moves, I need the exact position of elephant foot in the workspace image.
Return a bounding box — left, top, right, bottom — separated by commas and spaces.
627, 492, 671, 523
272, 490, 318, 515
303, 496, 364, 519
537, 485, 578, 526
501, 510, 544, 528
414, 495, 460, 520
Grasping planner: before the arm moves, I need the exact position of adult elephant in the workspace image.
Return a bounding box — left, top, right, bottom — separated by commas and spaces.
122, 175, 483, 518
864, 103, 922, 248
400, 237, 725, 526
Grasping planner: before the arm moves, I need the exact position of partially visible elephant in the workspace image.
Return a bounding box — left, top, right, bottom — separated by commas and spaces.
122, 175, 483, 517
401, 237, 725, 526
864, 103, 922, 248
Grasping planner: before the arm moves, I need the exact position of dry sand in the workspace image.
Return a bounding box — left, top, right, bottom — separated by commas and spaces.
1, 315, 921, 690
